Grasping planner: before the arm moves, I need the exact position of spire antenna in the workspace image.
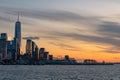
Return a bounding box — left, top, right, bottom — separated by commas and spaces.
17, 12, 19, 21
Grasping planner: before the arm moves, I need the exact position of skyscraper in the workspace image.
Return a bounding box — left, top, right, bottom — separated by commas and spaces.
14, 13, 21, 57
7, 40, 17, 61
0, 33, 7, 60
26, 39, 32, 57
34, 46, 39, 60
1, 33, 8, 40
32, 41, 37, 60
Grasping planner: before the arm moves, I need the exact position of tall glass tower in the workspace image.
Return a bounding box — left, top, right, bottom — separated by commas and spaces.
14, 13, 21, 57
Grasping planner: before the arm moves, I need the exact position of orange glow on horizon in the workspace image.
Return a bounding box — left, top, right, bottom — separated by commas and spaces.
20, 39, 120, 62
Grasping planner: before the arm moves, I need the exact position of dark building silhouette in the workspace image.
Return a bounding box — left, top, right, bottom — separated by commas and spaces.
32, 41, 36, 55
1, 33, 8, 40
7, 41, 13, 59
7, 40, 17, 61
34, 46, 39, 60
0, 33, 7, 59
65, 55, 69, 60
26, 39, 39, 60
40, 48, 45, 54
39, 48, 44, 60
39, 48, 49, 60
0, 39, 7, 60
12, 38, 18, 60
84, 59, 97, 64
44, 52, 49, 60
14, 13, 21, 58
32, 41, 39, 60
26, 39, 32, 58
49, 55, 53, 60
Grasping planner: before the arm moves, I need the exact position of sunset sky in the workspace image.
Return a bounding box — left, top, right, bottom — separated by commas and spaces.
0, 0, 120, 62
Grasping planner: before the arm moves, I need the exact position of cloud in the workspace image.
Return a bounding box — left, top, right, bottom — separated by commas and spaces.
0, 16, 14, 22
100, 46, 120, 53
99, 21, 120, 36
95, 21, 120, 44
49, 42, 80, 51
0, 6, 102, 26
42, 30, 120, 48
22, 36, 40, 40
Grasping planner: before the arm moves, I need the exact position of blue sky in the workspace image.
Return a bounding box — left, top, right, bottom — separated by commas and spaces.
1, 0, 120, 62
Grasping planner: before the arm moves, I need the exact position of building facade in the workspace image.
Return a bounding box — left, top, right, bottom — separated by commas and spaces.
14, 15, 21, 58
26, 39, 32, 58
0, 33, 7, 59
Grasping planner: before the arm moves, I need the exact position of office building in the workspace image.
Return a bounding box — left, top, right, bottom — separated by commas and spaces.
39, 48, 45, 60
14, 14, 21, 57
7, 40, 17, 61
32, 41, 39, 60
35, 46, 39, 60
0, 33, 7, 59
1, 33, 7, 40
32, 41, 37, 58
7, 41, 13, 59
40, 48, 45, 54
13, 38, 18, 60
65, 55, 69, 60
26, 39, 32, 58
49, 55, 53, 60
43, 52, 49, 60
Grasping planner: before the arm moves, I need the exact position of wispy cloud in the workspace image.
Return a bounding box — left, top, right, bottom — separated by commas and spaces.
98, 21, 120, 37
0, 16, 14, 22
49, 42, 80, 51
102, 47, 120, 53
22, 36, 40, 40
0, 6, 102, 26
42, 30, 120, 48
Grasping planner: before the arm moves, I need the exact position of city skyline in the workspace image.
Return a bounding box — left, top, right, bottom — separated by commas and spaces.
0, 0, 120, 62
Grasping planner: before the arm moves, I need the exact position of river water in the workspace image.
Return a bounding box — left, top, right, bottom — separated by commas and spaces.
0, 65, 120, 80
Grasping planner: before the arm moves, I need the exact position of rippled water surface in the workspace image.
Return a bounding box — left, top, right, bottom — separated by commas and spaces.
0, 65, 120, 80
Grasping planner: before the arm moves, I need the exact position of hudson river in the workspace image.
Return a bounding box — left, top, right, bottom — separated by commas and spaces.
0, 65, 120, 80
